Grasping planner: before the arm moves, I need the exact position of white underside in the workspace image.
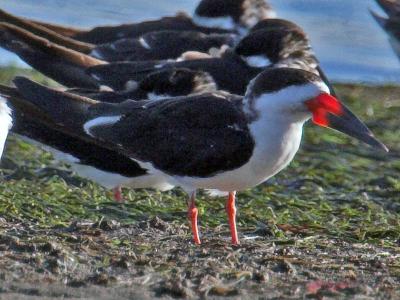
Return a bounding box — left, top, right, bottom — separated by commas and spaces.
15, 136, 133, 189
0, 98, 12, 159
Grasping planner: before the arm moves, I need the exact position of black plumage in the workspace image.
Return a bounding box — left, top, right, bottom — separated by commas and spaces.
11, 76, 255, 178
91, 30, 236, 62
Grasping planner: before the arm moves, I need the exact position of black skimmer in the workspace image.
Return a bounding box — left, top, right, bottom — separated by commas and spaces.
0, 9, 237, 62
0, 19, 326, 95
371, 0, 400, 59
0, 0, 275, 44
2, 67, 387, 244
0, 97, 12, 160
87, 19, 330, 95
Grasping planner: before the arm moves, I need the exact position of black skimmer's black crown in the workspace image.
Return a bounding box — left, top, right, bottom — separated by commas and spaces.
193, 0, 275, 33
1, 67, 387, 245
235, 21, 318, 72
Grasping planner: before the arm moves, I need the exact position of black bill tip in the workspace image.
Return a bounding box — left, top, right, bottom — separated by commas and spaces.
327, 104, 389, 152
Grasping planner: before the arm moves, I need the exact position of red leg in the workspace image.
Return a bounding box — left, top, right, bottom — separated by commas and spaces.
113, 186, 123, 202
188, 192, 201, 245
226, 191, 239, 245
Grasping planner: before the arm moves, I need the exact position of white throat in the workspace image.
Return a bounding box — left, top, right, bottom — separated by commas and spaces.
244, 81, 330, 120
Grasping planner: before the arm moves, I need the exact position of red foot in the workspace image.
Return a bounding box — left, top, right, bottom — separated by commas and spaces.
188, 193, 201, 245
226, 191, 239, 245
113, 186, 123, 202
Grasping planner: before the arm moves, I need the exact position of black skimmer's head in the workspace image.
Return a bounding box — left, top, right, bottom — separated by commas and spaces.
193, 0, 275, 34
245, 68, 388, 152
249, 18, 301, 33
139, 68, 217, 99
0, 97, 12, 159
235, 20, 318, 72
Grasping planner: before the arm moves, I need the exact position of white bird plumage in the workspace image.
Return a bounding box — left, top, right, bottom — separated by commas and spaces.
0, 97, 12, 159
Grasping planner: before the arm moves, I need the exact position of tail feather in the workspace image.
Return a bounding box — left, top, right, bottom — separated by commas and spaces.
0, 23, 103, 67
0, 9, 93, 53
12, 76, 97, 132
0, 80, 117, 153
0, 23, 104, 88
0, 85, 146, 178
27, 19, 85, 37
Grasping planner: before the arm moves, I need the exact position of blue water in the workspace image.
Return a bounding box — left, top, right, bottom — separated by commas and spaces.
0, 0, 399, 84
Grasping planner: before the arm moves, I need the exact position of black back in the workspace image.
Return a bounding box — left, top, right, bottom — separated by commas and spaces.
93, 30, 236, 62
73, 14, 233, 44
89, 93, 254, 177
12, 113, 147, 177
87, 52, 260, 94
70, 68, 217, 102
195, 0, 246, 23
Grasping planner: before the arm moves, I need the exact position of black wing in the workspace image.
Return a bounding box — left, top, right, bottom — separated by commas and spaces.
0, 23, 102, 88
73, 14, 232, 44
89, 93, 254, 178
92, 30, 235, 62
87, 55, 258, 94
0, 84, 146, 177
